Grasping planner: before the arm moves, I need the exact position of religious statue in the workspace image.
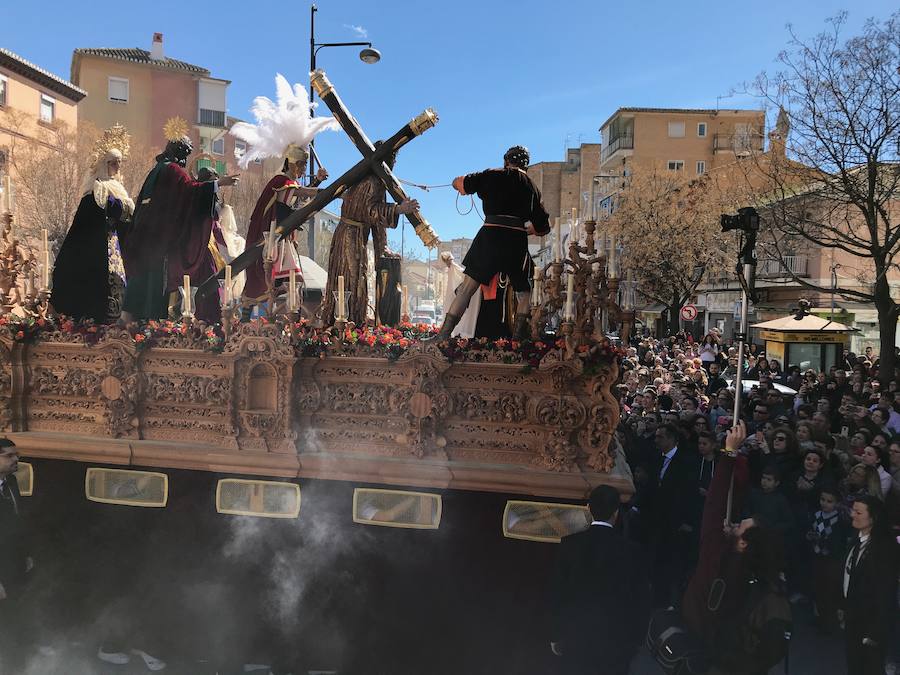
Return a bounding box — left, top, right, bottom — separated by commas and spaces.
229, 75, 338, 316
194, 70, 441, 308
435, 145, 550, 339
320, 143, 418, 326
120, 120, 238, 322
50, 124, 134, 324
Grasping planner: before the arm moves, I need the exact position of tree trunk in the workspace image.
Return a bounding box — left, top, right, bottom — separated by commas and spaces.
873, 272, 899, 387
667, 293, 681, 336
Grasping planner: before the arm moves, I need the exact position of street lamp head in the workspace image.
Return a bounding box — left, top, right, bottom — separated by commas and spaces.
359, 47, 381, 64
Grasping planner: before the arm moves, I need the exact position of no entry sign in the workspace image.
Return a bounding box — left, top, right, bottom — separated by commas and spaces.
680, 304, 698, 321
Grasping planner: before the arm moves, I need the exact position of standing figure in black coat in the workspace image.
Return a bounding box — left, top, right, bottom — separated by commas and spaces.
549, 485, 649, 675
51, 125, 135, 324
842, 495, 899, 675
0, 439, 32, 672
436, 145, 550, 340
642, 422, 699, 607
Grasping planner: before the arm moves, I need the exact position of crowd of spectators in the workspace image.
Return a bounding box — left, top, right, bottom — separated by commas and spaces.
615, 329, 900, 674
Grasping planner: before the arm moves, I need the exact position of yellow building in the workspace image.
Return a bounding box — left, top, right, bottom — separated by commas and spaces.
596, 107, 765, 210
0, 47, 85, 201
70, 33, 264, 178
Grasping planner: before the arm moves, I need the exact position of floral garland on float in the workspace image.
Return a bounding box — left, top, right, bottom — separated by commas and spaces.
0, 315, 623, 369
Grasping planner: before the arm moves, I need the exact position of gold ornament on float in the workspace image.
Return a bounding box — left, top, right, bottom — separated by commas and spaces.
163, 116, 190, 142
89, 123, 131, 169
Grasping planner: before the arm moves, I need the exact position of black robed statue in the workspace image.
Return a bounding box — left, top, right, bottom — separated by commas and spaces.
51, 125, 135, 323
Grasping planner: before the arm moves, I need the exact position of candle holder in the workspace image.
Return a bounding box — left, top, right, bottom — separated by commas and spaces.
179, 285, 197, 322
332, 289, 350, 326
559, 319, 575, 360
533, 219, 629, 357
33, 288, 51, 321
263, 258, 276, 319
220, 298, 238, 339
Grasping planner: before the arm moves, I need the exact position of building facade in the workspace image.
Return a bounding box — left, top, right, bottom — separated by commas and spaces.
70, 33, 265, 178
527, 143, 601, 267
597, 107, 766, 205
0, 47, 85, 203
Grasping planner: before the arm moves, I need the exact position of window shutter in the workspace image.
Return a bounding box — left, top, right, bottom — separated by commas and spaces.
108, 78, 128, 102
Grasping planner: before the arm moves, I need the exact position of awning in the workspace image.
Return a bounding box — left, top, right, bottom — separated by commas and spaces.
299, 256, 328, 291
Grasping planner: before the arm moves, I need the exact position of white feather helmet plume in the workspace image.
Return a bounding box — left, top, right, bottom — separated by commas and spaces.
230, 73, 340, 169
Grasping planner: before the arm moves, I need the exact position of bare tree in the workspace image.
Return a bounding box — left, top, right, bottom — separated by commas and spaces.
608, 164, 738, 334
6, 112, 98, 254
749, 11, 900, 382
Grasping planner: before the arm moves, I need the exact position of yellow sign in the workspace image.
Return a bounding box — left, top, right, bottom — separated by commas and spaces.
764, 341, 785, 365
758, 330, 848, 344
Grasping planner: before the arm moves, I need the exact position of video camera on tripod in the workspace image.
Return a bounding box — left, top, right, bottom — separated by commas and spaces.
720, 206, 760, 234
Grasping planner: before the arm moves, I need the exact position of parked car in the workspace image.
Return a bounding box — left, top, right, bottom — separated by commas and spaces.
411, 314, 435, 326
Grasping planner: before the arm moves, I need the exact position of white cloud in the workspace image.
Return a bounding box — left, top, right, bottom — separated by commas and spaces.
343, 23, 368, 39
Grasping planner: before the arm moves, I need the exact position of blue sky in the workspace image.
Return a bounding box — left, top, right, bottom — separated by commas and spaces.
2, 0, 895, 256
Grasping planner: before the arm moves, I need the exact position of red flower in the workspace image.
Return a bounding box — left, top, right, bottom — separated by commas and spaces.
134, 334, 145, 343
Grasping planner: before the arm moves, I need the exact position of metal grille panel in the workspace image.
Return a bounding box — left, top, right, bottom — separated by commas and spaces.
502, 500, 591, 543
352, 488, 441, 529
85, 468, 168, 507
15, 462, 33, 496
216, 479, 300, 519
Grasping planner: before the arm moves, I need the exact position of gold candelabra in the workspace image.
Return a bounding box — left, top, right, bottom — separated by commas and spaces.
533, 219, 633, 356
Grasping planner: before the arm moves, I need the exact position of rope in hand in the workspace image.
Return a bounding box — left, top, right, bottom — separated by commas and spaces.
396, 177, 484, 221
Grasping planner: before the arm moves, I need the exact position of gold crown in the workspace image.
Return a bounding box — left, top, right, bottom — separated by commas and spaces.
89, 123, 131, 168
163, 116, 190, 142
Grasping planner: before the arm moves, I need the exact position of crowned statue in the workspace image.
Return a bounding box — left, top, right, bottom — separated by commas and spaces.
51, 124, 135, 323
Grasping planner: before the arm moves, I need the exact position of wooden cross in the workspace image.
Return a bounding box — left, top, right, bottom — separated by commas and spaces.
310, 70, 439, 250
197, 70, 440, 300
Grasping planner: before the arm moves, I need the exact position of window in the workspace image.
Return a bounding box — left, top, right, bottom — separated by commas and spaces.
85, 468, 168, 507
234, 140, 247, 159
667, 160, 684, 171
696, 160, 706, 175
0, 75, 7, 107
502, 500, 591, 543
697, 122, 707, 137
108, 76, 129, 103
212, 137, 225, 155
353, 488, 442, 529
15, 462, 33, 496
667, 121, 685, 138
39, 94, 55, 123
216, 479, 301, 518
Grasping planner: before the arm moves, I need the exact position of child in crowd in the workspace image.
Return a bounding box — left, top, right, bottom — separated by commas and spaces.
744, 466, 794, 536
807, 486, 846, 633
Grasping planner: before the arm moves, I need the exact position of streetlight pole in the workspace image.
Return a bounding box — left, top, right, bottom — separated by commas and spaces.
307, 2, 381, 262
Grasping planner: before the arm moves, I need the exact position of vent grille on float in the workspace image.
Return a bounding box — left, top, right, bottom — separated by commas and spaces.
85, 468, 168, 507
216, 479, 301, 518
502, 500, 591, 543
352, 488, 442, 529
14, 462, 33, 496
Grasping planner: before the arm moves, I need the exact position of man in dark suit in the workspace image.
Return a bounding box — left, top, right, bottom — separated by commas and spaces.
0, 438, 32, 672
644, 422, 699, 607
549, 485, 649, 675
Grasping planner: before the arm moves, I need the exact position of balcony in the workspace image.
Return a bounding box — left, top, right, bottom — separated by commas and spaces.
601, 134, 633, 162
199, 108, 226, 128
713, 132, 764, 155
757, 255, 809, 278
